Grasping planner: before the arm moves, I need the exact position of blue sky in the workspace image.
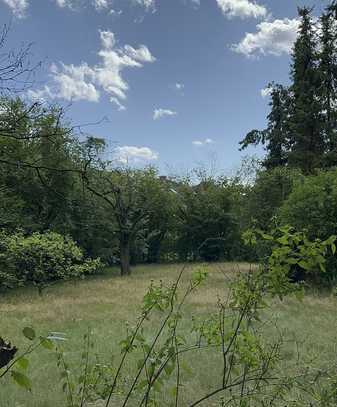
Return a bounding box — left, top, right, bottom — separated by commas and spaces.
0, 0, 330, 174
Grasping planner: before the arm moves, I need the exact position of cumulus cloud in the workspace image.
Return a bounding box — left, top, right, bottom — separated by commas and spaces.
1, 0, 28, 18
153, 109, 177, 120
216, 0, 267, 19
192, 138, 214, 146
29, 62, 100, 102
28, 31, 155, 110
115, 146, 159, 164
232, 18, 299, 57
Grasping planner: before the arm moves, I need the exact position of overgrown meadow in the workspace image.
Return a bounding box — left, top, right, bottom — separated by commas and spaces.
1, 264, 337, 406
2, 1, 337, 406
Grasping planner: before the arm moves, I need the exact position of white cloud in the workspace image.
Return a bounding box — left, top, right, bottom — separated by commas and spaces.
2, 0, 28, 18
232, 18, 299, 57
171, 83, 184, 95
123, 45, 156, 63
109, 8, 123, 16
29, 62, 100, 102
115, 146, 159, 164
110, 97, 126, 111
93, 0, 110, 10
153, 109, 177, 120
261, 86, 272, 98
55, 0, 74, 8
28, 31, 155, 109
175, 83, 184, 91
192, 138, 214, 146
100, 30, 116, 49
133, 0, 156, 12
55, 0, 149, 12
216, 0, 267, 19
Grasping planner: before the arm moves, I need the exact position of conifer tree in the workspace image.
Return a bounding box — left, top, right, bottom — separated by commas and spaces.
318, 10, 337, 166
287, 7, 324, 174
239, 83, 290, 170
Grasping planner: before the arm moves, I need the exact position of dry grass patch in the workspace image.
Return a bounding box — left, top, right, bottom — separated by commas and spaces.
0, 262, 336, 407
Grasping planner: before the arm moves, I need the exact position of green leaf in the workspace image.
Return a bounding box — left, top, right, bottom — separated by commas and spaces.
298, 260, 309, 270
16, 357, 29, 370
22, 327, 36, 341
40, 337, 54, 350
164, 361, 175, 376
136, 359, 144, 369
11, 370, 32, 391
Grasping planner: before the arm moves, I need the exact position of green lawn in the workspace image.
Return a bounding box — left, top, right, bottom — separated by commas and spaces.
0, 263, 336, 406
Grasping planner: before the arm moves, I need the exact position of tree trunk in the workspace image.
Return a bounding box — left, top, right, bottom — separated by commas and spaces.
120, 237, 131, 276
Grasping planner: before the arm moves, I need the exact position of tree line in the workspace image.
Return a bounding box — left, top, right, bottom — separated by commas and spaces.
1, 4, 337, 283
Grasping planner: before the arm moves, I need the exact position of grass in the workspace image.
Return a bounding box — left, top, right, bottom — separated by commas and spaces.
0, 262, 336, 406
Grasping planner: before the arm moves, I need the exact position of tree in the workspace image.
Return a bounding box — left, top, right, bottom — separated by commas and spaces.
138, 176, 177, 264
244, 167, 300, 230
175, 176, 234, 261
287, 7, 324, 173
240, 83, 291, 169
84, 156, 172, 275
0, 24, 38, 95
279, 169, 337, 282
279, 169, 337, 240
318, 10, 337, 166
0, 98, 77, 232
239, 5, 337, 174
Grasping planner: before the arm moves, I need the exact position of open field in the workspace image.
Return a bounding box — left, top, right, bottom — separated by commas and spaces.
1, 263, 337, 406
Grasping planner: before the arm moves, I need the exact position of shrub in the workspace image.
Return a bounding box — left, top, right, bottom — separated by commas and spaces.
0, 231, 103, 289
279, 170, 337, 240
279, 170, 337, 282
243, 225, 336, 288
245, 167, 300, 230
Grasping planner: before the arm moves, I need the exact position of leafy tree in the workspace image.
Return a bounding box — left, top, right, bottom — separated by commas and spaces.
0, 98, 77, 232
244, 167, 300, 230
175, 177, 234, 261
136, 176, 177, 264
84, 161, 172, 275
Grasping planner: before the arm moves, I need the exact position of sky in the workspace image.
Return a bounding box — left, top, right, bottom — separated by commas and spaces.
0, 0, 331, 174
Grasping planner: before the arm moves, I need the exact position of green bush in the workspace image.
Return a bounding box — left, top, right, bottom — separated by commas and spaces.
279, 170, 337, 283
0, 231, 103, 289
279, 170, 337, 239
243, 225, 336, 287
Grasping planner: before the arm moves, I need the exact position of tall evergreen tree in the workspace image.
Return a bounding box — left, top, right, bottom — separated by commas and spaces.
287, 7, 324, 174
318, 10, 337, 166
239, 83, 290, 170
327, 0, 337, 19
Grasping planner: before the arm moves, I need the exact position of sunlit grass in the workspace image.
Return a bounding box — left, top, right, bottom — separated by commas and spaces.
0, 263, 336, 406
